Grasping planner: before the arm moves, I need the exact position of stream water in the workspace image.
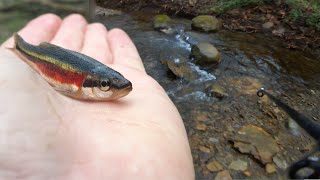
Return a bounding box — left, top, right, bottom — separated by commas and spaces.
95, 12, 320, 179
1, 2, 320, 179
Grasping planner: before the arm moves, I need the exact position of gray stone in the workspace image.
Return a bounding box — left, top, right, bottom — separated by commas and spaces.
191, 42, 221, 65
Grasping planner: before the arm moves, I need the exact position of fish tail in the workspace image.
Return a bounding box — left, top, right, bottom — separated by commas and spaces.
5, 32, 20, 50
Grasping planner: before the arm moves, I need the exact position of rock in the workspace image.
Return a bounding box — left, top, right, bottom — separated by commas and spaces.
265, 163, 277, 174
262, 22, 274, 29
191, 43, 221, 65
199, 146, 211, 153
196, 124, 207, 131
230, 125, 279, 164
95, 7, 122, 16
192, 15, 222, 32
215, 170, 232, 180
272, 26, 285, 36
209, 137, 219, 143
243, 171, 252, 177
205, 83, 228, 99
161, 59, 199, 81
273, 156, 288, 169
189, 0, 197, 6
153, 14, 172, 30
206, 160, 224, 172
228, 160, 248, 171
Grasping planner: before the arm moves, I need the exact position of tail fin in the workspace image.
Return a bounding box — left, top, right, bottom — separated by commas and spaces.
5, 32, 19, 51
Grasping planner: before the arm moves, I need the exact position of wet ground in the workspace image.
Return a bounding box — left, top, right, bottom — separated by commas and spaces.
1, 1, 320, 179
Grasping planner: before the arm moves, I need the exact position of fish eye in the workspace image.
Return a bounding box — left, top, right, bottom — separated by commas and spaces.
99, 79, 110, 91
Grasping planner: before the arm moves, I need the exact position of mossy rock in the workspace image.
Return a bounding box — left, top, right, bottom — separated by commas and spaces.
153, 14, 172, 30
191, 15, 222, 32
191, 42, 221, 65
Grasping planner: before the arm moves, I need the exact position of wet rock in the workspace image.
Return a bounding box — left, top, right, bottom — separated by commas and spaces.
288, 117, 301, 136
205, 83, 228, 99
262, 22, 274, 29
206, 160, 224, 172
95, 7, 122, 16
215, 170, 232, 180
226, 77, 262, 95
273, 155, 288, 169
265, 163, 277, 174
228, 160, 248, 171
191, 43, 221, 65
209, 137, 219, 144
161, 59, 199, 81
192, 15, 222, 32
231, 125, 279, 164
196, 124, 207, 131
243, 171, 252, 177
199, 146, 211, 153
153, 14, 172, 31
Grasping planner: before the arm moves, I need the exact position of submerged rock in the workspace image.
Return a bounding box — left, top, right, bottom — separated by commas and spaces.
191, 42, 221, 65
153, 14, 172, 30
196, 123, 207, 131
206, 160, 224, 172
265, 163, 277, 174
228, 159, 248, 171
205, 83, 228, 99
230, 125, 279, 164
192, 15, 222, 32
215, 170, 232, 180
161, 59, 199, 81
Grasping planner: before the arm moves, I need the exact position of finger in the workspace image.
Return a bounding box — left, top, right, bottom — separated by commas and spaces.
51, 14, 87, 51
81, 23, 113, 64
1, 13, 62, 48
107, 28, 145, 72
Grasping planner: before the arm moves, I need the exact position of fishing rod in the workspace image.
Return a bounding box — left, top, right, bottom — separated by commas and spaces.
257, 88, 320, 179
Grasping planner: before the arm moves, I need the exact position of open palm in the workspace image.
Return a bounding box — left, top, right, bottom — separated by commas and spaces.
0, 14, 193, 180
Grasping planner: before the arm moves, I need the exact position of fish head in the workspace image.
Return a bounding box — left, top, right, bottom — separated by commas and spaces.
82, 71, 132, 100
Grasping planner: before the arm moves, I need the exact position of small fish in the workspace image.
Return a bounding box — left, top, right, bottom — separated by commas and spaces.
9, 33, 132, 100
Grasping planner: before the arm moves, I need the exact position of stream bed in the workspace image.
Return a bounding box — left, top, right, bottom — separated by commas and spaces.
95, 12, 320, 179
1, 1, 320, 179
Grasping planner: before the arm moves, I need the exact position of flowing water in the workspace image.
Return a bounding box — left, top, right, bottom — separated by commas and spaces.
95, 12, 320, 179
1, 2, 320, 179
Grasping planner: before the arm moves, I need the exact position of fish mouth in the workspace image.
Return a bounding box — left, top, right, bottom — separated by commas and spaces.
112, 83, 133, 99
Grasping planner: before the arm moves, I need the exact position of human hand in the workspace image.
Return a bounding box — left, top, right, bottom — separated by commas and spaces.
0, 14, 194, 179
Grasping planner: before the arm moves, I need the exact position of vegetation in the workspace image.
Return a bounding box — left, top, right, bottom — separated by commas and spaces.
212, 0, 320, 31
212, 0, 264, 14
286, 0, 320, 31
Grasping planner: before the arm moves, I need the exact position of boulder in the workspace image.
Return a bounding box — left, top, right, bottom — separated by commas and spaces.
192, 15, 222, 32
191, 42, 221, 65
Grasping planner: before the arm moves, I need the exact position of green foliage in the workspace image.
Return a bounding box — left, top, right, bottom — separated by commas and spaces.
285, 0, 320, 31
212, 0, 264, 14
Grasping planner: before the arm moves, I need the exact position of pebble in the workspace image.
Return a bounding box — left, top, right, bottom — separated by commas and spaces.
215, 170, 232, 180
265, 163, 277, 174
196, 124, 208, 131
206, 160, 224, 172
228, 159, 248, 171
199, 146, 211, 153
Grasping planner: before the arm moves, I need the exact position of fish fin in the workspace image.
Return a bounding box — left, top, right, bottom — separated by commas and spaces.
39, 42, 61, 49
4, 32, 19, 51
